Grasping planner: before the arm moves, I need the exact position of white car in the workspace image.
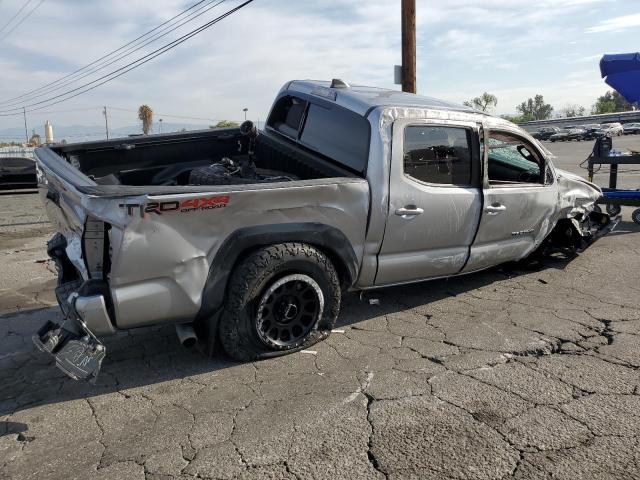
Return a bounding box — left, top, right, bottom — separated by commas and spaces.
623, 123, 640, 135
596, 122, 624, 136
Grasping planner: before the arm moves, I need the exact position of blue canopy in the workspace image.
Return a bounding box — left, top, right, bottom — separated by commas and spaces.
600, 53, 640, 105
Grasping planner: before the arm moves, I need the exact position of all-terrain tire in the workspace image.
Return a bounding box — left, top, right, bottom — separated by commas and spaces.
219, 243, 341, 361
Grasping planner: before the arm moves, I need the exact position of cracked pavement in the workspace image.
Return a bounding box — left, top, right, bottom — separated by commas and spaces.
2, 189, 640, 479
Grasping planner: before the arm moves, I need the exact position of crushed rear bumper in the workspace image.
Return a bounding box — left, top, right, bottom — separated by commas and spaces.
32, 234, 115, 382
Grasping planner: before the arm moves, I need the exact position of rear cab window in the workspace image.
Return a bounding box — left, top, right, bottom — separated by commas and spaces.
403, 125, 476, 186
267, 94, 371, 174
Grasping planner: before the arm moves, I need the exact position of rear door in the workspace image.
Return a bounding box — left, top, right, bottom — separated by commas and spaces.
375, 119, 482, 285
464, 128, 558, 273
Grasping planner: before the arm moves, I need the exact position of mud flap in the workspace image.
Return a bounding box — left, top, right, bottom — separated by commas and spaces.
32, 298, 106, 383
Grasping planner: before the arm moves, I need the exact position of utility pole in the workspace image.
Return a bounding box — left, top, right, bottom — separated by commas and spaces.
103, 107, 109, 139
23, 106, 29, 144
401, 0, 416, 94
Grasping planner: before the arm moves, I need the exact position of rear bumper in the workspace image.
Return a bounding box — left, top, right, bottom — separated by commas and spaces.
31, 234, 116, 382
48, 233, 116, 336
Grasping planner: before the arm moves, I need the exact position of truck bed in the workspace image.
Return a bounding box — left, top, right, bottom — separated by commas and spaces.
34, 128, 369, 330
43, 127, 357, 193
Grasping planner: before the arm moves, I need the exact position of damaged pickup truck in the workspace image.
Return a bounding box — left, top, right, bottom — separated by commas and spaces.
33, 79, 611, 381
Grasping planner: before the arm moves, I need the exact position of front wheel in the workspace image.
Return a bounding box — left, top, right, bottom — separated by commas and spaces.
219, 243, 341, 361
606, 204, 622, 216
632, 208, 640, 226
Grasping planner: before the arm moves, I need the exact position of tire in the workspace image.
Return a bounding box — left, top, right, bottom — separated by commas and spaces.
219, 243, 341, 361
606, 204, 621, 216
632, 209, 640, 226
593, 205, 602, 214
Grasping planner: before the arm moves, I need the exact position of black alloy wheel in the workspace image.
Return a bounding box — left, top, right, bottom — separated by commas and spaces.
255, 274, 323, 349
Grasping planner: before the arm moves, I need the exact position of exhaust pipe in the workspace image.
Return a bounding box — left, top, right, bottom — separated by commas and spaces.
175, 323, 197, 348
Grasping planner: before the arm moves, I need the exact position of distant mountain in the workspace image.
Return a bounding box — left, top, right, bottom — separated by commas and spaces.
0, 121, 266, 144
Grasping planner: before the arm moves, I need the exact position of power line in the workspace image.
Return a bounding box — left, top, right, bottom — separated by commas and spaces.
0, 0, 33, 36
0, 0, 255, 116
0, 0, 225, 107
0, 0, 45, 42
107, 106, 216, 122
0, 0, 209, 104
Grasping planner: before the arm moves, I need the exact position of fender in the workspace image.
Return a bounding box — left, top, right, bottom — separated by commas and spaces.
195, 222, 359, 326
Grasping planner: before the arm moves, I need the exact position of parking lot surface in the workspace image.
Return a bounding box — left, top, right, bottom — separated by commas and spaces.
1, 137, 640, 479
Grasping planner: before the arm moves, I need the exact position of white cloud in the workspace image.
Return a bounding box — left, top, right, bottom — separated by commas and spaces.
587, 12, 640, 33
0, 0, 630, 132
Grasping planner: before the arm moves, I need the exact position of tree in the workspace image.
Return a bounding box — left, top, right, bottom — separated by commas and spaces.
516, 95, 553, 121
559, 104, 586, 118
591, 91, 633, 115
211, 120, 239, 129
137, 105, 154, 135
463, 92, 498, 112
500, 114, 525, 124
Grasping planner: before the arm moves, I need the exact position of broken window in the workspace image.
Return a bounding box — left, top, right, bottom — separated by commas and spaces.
487, 131, 543, 185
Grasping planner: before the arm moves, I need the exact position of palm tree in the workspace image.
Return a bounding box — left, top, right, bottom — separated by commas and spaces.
138, 105, 153, 135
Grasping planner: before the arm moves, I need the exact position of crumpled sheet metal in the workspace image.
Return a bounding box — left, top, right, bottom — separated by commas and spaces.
102, 179, 370, 329
555, 168, 602, 219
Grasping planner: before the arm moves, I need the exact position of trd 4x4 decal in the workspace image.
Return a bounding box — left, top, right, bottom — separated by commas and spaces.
120, 195, 230, 216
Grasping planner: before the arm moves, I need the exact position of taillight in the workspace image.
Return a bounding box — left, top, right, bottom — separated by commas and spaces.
83, 217, 109, 279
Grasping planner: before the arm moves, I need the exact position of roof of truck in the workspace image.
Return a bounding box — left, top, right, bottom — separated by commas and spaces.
287, 80, 481, 117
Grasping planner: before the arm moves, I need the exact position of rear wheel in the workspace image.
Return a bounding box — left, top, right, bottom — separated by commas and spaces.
219, 243, 341, 361
632, 208, 640, 226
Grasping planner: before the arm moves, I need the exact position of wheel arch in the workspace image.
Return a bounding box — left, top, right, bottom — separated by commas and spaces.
195, 223, 358, 325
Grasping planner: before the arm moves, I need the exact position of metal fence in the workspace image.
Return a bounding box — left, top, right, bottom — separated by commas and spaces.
0, 147, 35, 159
519, 110, 640, 132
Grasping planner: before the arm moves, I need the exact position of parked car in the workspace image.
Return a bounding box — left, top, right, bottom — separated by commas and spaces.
532, 127, 560, 141
549, 130, 570, 142
566, 128, 588, 141
623, 123, 640, 135
552, 127, 600, 142
595, 122, 624, 136
33, 79, 610, 381
0, 156, 37, 190
582, 124, 602, 140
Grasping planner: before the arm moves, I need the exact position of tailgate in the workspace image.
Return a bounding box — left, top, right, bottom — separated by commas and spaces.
35, 146, 105, 279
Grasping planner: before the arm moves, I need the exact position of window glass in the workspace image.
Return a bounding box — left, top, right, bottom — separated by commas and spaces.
403, 126, 472, 185
267, 96, 307, 139
299, 103, 370, 173
487, 132, 543, 184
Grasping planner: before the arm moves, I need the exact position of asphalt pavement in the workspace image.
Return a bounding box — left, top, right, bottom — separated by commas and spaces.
1, 139, 639, 479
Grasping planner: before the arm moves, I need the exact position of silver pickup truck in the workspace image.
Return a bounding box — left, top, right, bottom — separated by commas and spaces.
34, 79, 609, 381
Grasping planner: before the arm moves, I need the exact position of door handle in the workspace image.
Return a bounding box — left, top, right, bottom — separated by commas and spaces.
395, 206, 424, 217
485, 204, 506, 215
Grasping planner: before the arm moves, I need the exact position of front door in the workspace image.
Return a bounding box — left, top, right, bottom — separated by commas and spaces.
376, 119, 482, 285
464, 128, 558, 273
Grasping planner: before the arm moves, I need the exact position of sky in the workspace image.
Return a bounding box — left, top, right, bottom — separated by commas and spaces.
0, 0, 638, 136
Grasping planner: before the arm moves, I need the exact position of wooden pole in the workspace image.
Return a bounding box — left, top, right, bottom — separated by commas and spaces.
23, 106, 29, 144
103, 107, 109, 139
401, 0, 416, 93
